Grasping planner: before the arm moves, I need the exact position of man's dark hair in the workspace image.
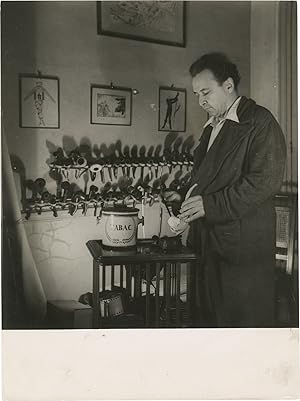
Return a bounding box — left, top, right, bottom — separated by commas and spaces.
189, 52, 241, 88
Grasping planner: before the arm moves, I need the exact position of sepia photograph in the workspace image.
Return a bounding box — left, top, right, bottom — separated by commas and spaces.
1, 1, 299, 400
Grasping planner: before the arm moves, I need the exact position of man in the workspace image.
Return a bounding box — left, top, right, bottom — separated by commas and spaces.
165, 53, 286, 328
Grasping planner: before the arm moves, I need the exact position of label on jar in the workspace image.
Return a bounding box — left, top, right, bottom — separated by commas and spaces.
104, 215, 137, 247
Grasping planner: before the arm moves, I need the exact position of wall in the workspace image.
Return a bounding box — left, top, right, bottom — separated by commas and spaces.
2, 1, 251, 301
250, 1, 298, 192
2, 1, 250, 183
22, 203, 173, 300
250, 2, 280, 119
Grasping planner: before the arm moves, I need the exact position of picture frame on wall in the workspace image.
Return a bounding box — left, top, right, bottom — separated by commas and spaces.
90, 84, 132, 126
97, 1, 186, 47
19, 74, 60, 129
158, 86, 186, 132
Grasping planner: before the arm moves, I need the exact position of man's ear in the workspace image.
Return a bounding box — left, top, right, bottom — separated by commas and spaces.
223, 77, 235, 93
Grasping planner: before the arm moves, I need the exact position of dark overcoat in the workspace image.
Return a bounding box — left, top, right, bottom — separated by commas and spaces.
187, 96, 286, 327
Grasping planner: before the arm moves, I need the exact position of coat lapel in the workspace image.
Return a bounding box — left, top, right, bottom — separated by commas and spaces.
190, 97, 256, 192
192, 125, 213, 171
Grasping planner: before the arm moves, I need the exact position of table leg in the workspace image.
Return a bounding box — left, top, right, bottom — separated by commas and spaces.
176, 263, 181, 326
145, 263, 151, 327
93, 260, 100, 328
165, 263, 171, 325
187, 261, 196, 327
155, 263, 161, 327
134, 265, 141, 298
102, 265, 106, 291
120, 265, 124, 289
111, 265, 115, 289
126, 264, 132, 297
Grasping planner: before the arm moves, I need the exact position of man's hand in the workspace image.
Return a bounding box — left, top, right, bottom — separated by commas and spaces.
177, 195, 205, 222
162, 190, 182, 203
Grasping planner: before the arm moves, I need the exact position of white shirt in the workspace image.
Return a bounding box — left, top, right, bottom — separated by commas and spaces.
203, 96, 241, 151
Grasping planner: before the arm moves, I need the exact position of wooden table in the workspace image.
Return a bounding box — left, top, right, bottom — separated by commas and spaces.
86, 239, 200, 328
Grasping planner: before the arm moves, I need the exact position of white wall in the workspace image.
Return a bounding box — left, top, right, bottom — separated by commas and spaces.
250, 2, 280, 119
2, 1, 251, 301
23, 203, 174, 300
2, 1, 250, 182
250, 1, 298, 192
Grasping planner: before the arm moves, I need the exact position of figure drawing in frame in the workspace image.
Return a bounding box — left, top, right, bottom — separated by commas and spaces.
23, 78, 56, 127
20, 74, 59, 128
159, 87, 186, 132
161, 91, 181, 130
97, 93, 126, 119
91, 85, 132, 125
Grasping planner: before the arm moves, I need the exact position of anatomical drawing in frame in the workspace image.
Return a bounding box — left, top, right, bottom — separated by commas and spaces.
19, 74, 60, 129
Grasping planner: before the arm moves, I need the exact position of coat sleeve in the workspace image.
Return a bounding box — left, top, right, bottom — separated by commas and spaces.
202, 115, 286, 224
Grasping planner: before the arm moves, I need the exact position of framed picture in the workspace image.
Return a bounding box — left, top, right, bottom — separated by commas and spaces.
158, 86, 186, 132
90, 85, 132, 126
97, 1, 186, 47
19, 74, 60, 128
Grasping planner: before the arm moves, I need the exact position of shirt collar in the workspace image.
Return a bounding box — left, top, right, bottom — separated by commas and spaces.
203, 96, 241, 128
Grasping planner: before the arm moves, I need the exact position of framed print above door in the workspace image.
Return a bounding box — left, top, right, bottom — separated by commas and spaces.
97, 1, 186, 47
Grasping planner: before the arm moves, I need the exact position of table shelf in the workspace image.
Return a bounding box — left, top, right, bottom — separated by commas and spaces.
86, 240, 200, 328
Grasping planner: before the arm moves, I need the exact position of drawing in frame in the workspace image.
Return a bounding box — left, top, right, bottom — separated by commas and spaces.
97, 1, 186, 47
19, 74, 60, 129
90, 84, 132, 126
159, 86, 186, 132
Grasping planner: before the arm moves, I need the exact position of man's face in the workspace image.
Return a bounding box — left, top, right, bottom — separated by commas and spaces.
192, 69, 232, 117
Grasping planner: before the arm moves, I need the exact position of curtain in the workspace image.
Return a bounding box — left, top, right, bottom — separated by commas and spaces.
279, 1, 298, 194
2, 133, 47, 325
